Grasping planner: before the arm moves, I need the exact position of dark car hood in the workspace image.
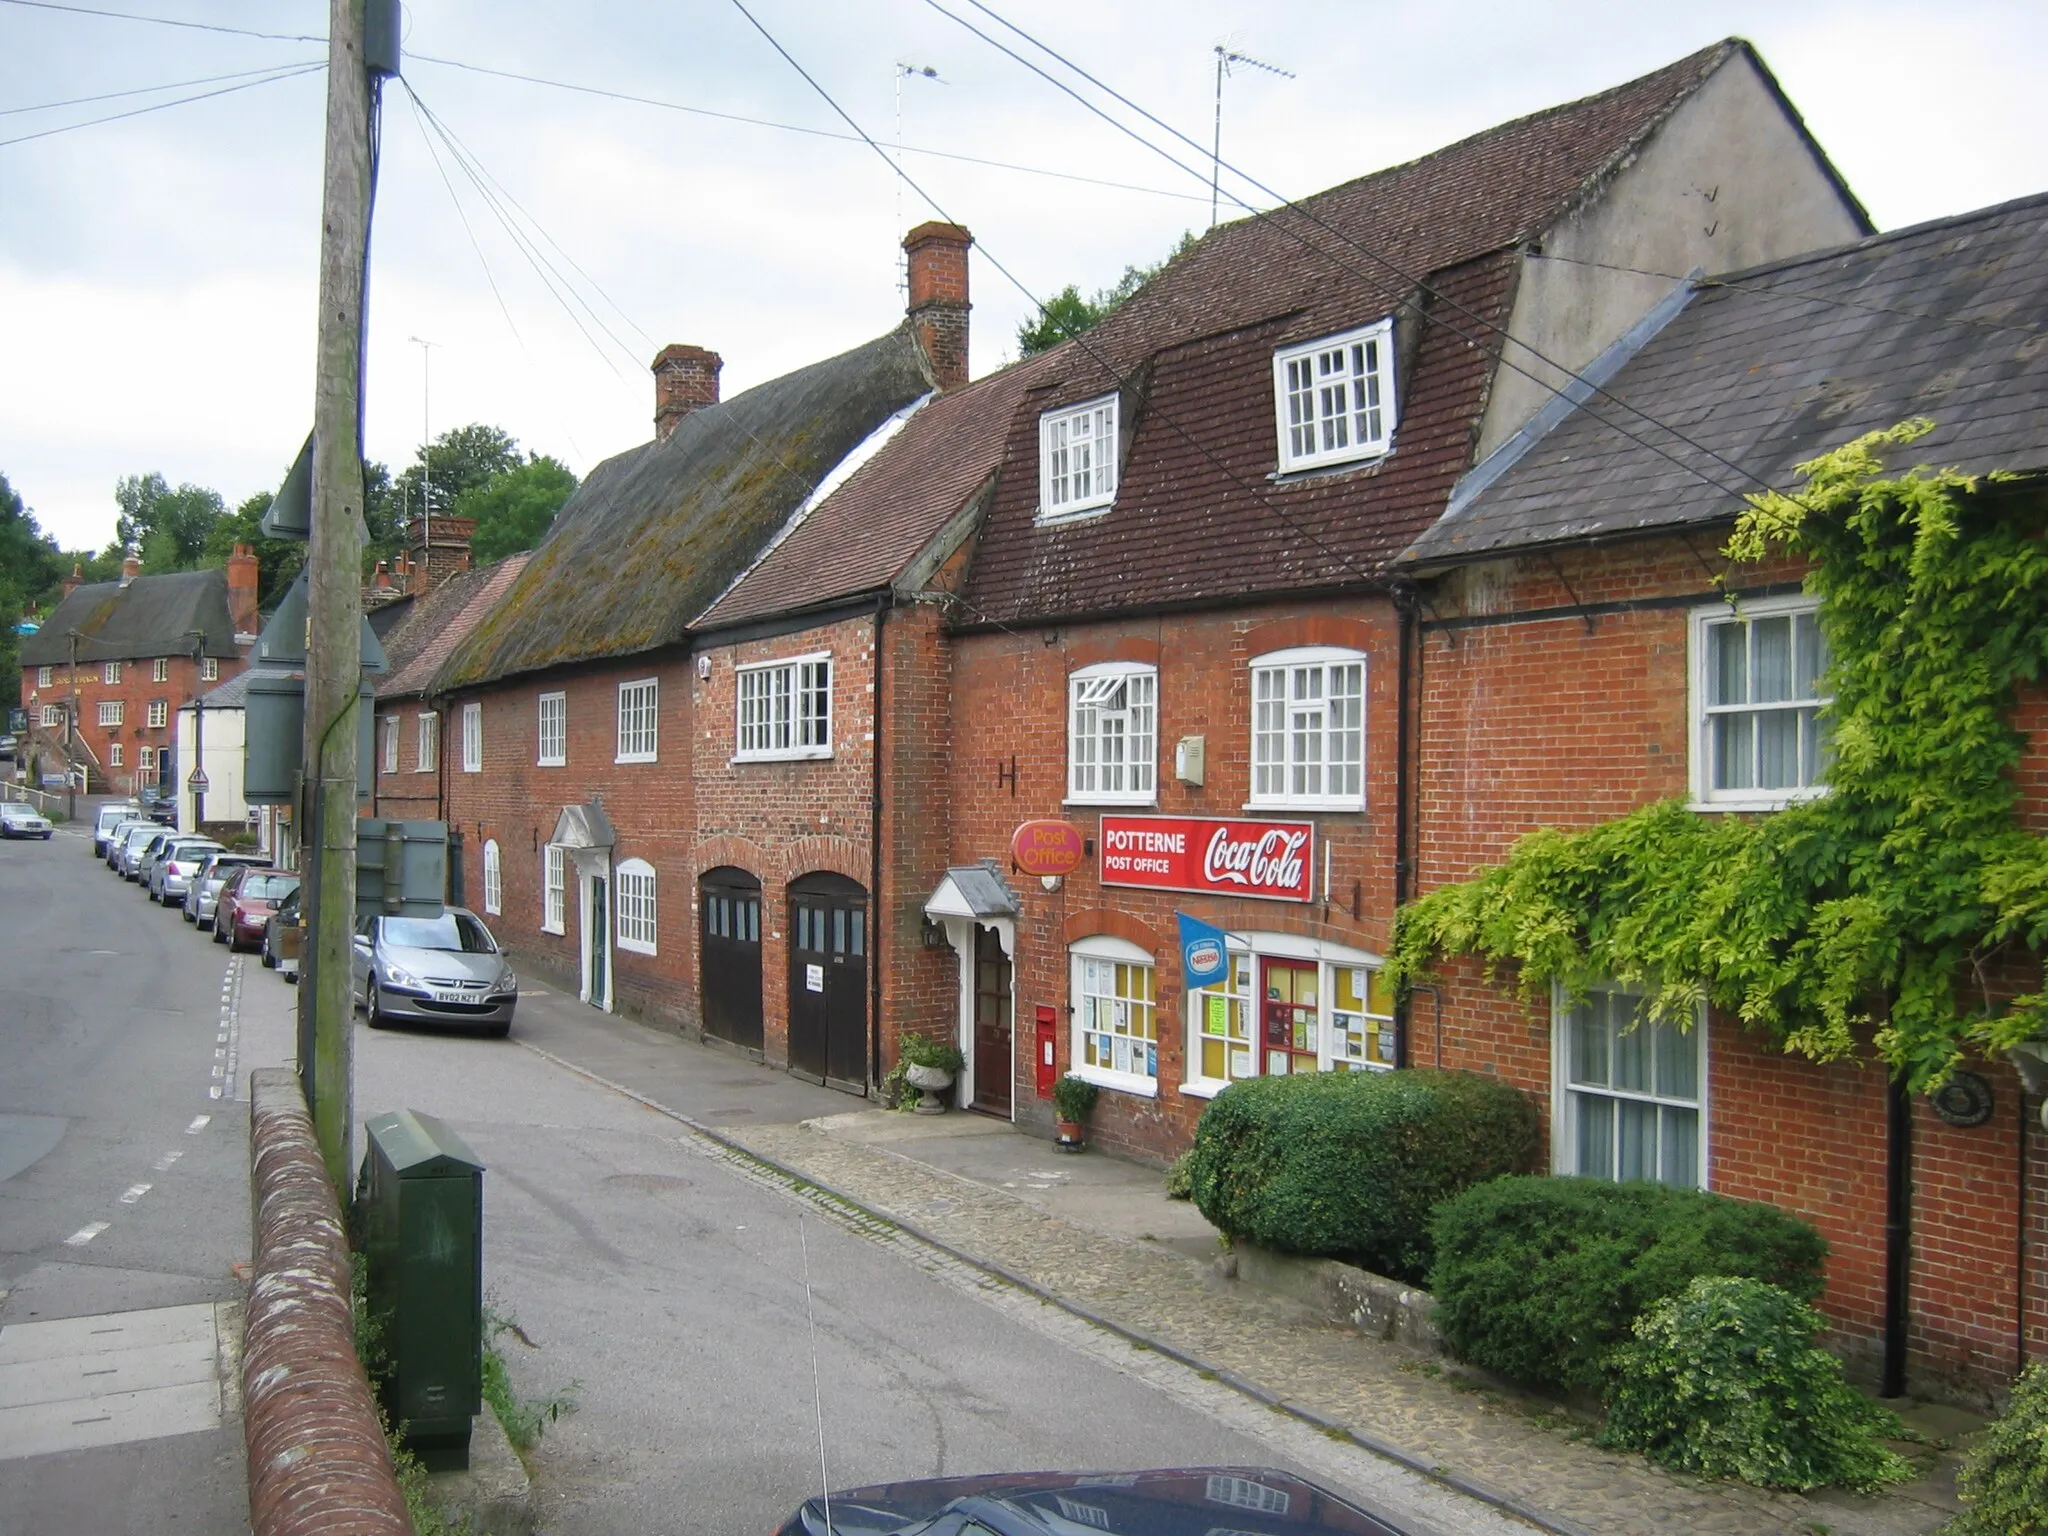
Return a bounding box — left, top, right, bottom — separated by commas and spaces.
783, 1468, 1404, 1536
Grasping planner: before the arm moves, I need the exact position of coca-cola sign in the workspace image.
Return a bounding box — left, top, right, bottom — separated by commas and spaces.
1098, 815, 1315, 903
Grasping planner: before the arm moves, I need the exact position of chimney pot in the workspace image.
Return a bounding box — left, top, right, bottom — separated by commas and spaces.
120, 553, 141, 586
652, 344, 723, 440
407, 516, 474, 595
226, 542, 261, 633
904, 221, 972, 391
62, 562, 83, 599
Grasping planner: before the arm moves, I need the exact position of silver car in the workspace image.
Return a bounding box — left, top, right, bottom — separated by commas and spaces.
352, 908, 517, 1037
151, 838, 226, 903
186, 852, 269, 924
104, 818, 152, 867
118, 824, 166, 879
0, 803, 54, 840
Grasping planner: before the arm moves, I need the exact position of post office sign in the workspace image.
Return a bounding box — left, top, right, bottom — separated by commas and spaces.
1099, 814, 1315, 903
1009, 818, 1085, 878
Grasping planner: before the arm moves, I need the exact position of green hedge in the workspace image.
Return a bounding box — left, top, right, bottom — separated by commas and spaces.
1185, 1068, 1538, 1283
1427, 1175, 1828, 1396
1948, 1360, 2048, 1534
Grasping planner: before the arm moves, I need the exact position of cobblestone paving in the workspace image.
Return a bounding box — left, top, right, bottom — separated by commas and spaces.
723, 1121, 1960, 1536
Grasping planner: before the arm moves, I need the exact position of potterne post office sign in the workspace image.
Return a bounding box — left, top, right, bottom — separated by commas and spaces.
1098, 814, 1314, 903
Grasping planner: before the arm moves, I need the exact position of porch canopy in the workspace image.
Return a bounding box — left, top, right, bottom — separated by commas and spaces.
551, 799, 616, 869
923, 863, 1018, 923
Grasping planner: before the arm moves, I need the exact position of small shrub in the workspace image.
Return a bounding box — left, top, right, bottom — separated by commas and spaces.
1947, 1360, 2048, 1534
1600, 1276, 1911, 1492
1184, 1068, 1538, 1283
898, 1033, 966, 1075
1052, 1073, 1099, 1124
1164, 1151, 1194, 1200
1428, 1176, 1827, 1396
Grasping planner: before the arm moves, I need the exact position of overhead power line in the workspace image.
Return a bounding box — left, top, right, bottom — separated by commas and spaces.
0, 61, 320, 117
0, 61, 322, 149
0, 0, 323, 43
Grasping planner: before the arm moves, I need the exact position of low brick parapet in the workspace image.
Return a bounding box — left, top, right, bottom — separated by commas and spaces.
244, 1067, 412, 1535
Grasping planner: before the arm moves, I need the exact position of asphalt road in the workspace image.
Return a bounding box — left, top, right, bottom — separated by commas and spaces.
2, 809, 1526, 1536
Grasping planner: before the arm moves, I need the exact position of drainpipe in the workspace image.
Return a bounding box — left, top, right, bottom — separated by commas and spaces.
869, 595, 888, 1094
1391, 583, 1417, 1069
1883, 1075, 1913, 1397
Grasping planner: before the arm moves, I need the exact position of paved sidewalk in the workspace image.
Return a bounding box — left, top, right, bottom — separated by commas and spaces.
508, 981, 1972, 1536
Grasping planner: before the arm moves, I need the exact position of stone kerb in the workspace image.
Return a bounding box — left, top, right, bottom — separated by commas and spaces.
244, 1068, 411, 1536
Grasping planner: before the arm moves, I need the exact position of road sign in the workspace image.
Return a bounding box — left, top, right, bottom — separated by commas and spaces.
187, 768, 211, 791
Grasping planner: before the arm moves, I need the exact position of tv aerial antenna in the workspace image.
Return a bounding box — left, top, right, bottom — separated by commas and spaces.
1211, 44, 1293, 228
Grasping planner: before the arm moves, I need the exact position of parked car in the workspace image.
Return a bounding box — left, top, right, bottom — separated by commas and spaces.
150, 837, 226, 904
186, 851, 269, 924
771, 1469, 1414, 1536
0, 802, 54, 840
140, 789, 178, 825
117, 824, 165, 878
213, 867, 299, 952
263, 886, 302, 974
131, 830, 179, 886
93, 801, 142, 856
105, 818, 153, 869
352, 907, 517, 1037
0, 733, 17, 760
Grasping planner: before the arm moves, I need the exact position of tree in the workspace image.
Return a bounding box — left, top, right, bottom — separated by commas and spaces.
1016, 231, 1198, 357
202, 490, 304, 610
0, 471, 66, 686
389, 424, 521, 530
114, 472, 226, 571
459, 455, 579, 564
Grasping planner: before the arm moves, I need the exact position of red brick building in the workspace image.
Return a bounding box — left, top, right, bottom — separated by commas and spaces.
1396, 194, 2048, 1401
16, 548, 259, 797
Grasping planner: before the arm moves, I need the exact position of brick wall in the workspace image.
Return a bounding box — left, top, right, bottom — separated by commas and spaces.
20, 651, 246, 794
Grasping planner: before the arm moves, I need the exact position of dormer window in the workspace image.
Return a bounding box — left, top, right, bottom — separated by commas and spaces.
1038, 394, 1119, 520
1273, 319, 1395, 474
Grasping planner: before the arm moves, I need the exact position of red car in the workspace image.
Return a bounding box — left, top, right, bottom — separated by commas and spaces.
213, 867, 301, 952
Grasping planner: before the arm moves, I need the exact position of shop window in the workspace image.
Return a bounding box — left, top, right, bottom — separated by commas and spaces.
1068, 935, 1157, 1096
1184, 940, 1395, 1097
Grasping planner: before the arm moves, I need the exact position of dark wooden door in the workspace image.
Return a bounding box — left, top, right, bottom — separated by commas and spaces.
971, 925, 1013, 1115
788, 874, 868, 1092
587, 874, 609, 1008
700, 869, 763, 1050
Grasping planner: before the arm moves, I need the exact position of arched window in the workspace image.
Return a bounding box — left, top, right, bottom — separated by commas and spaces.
1067, 933, 1157, 1097
616, 858, 657, 955
481, 839, 502, 915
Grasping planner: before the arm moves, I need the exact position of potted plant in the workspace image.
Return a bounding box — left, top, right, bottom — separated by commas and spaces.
1052, 1073, 1098, 1151
898, 1034, 966, 1114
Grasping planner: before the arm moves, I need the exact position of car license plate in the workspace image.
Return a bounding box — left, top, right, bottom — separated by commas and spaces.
433, 990, 470, 1005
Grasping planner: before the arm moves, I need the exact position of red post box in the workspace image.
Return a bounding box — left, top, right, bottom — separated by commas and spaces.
1035, 1005, 1059, 1099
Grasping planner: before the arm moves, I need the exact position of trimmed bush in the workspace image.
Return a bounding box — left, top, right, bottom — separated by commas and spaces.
1948, 1360, 2048, 1534
1427, 1175, 1827, 1396
1185, 1068, 1538, 1282
1599, 1276, 1910, 1491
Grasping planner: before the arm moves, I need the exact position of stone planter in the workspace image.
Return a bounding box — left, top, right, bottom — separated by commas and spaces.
903, 1062, 955, 1114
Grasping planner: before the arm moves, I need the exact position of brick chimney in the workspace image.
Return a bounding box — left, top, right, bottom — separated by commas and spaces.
120, 552, 141, 586
226, 543, 260, 634
904, 221, 972, 391
62, 562, 82, 600
652, 344, 722, 440
407, 516, 474, 595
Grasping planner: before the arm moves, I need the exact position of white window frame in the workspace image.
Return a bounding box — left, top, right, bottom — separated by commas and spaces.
616, 677, 658, 764
201, 656, 219, 682
380, 716, 398, 775
1068, 934, 1158, 1098
1037, 393, 1119, 521
1689, 594, 1831, 812
734, 653, 833, 762
97, 700, 123, 727
1552, 984, 1708, 1190
415, 710, 437, 772
461, 702, 482, 773
109, 742, 124, 768
152, 657, 168, 682
1273, 318, 1397, 474
102, 660, 121, 685
481, 838, 502, 915
146, 700, 168, 729
542, 844, 566, 934
1247, 646, 1366, 811
40, 704, 61, 727
615, 857, 657, 955
37, 666, 52, 689
537, 691, 566, 767
1066, 662, 1157, 805
1181, 933, 1396, 1099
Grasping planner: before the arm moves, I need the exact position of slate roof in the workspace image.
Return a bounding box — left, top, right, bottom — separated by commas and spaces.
1400, 192, 2048, 568
438, 326, 934, 689
199, 666, 288, 710
957, 39, 1844, 628
19, 569, 242, 666
379, 555, 533, 701
698, 345, 1071, 629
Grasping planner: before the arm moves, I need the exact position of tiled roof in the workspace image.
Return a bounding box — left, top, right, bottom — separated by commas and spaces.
1400, 192, 2048, 566
20, 569, 241, 666
437, 326, 933, 689
380, 554, 532, 700
956, 39, 1782, 627
697, 346, 1070, 629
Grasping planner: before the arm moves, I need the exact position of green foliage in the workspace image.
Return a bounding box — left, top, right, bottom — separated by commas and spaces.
0, 471, 66, 680
390, 423, 521, 530
461, 454, 578, 564
1600, 1275, 1912, 1492
1427, 1175, 1827, 1396
116, 471, 225, 571
1164, 1150, 1194, 1200
1392, 422, 2048, 1088
1185, 1068, 1539, 1283
1946, 1360, 2048, 1534
897, 1032, 966, 1075
1052, 1072, 1100, 1124
201, 490, 305, 609
481, 1304, 577, 1454
1016, 232, 1197, 356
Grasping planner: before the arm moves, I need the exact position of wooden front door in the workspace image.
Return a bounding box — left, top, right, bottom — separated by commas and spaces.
585, 873, 610, 1010
971, 925, 1013, 1116
700, 868, 763, 1051
788, 874, 868, 1092
1261, 956, 1319, 1075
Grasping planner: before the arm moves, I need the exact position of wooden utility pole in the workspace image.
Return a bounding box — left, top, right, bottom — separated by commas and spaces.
302, 0, 372, 1194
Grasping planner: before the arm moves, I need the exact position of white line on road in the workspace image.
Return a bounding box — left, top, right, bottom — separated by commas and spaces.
185, 1116, 210, 1135
62, 1224, 108, 1247
118, 1184, 150, 1205
152, 1151, 182, 1172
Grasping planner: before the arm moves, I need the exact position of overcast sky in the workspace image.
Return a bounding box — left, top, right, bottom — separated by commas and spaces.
3, 0, 2044, 553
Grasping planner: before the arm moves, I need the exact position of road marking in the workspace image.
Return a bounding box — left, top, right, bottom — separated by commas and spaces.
152, 1150, 182, 1172
62, 1223, 108, 1247
185, 1115, 210, 1135
118, 1184, 151, 1205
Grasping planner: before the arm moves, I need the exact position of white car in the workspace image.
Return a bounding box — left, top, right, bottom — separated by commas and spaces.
0, 803, 54, 840
93, 801, 143, 856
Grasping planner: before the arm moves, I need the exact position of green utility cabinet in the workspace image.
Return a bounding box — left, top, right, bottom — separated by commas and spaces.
359, 1109, 484, 1469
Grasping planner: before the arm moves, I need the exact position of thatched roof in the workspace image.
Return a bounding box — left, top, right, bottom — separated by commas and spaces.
20, 569, 241, 666
438, 325, 933, 690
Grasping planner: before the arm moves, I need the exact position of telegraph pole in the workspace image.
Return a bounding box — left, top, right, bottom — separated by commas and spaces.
303, 0, 374, 1193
